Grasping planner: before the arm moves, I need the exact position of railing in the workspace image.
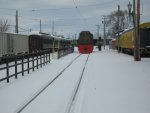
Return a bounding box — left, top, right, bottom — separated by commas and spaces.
0, 50, 50, 83
58, 47, 74, 59
0, 47, 74, 83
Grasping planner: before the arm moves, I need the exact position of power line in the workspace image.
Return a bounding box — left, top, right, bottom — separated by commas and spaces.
0, 8, 16, 10
72, 0, 78, 8
28, 0, 115, 12
72, 0, 88, 30
77, 0, 118, 8
0, 0, 118, 12
30, 7, 74, 11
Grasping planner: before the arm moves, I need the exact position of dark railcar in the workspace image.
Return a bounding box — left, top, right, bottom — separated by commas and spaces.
78, 31, 93, 54
29, 35, 43, 53
29, 34, 54, 53
140, 27, 150, 49
42, 35, 53, 50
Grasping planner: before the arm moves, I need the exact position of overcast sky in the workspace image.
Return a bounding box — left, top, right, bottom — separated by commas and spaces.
0, 0, 150, 38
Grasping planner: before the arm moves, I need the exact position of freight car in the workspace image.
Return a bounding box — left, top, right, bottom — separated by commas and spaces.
0, 32, 29, 57
29, 33, 54, 53
110, 39, 117, 50
0, 32, 72, 63
116, 22, 150, 54
77, 31, 93, 54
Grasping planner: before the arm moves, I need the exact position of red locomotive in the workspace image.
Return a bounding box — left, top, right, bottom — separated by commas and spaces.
77, 31, 93, 54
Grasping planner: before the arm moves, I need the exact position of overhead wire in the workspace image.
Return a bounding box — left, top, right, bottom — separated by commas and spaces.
0, 0, 120, 21
72, 0, 78, 8
72, 0, 88, 30
0, 0, 126, 34
1, 0, 118, 12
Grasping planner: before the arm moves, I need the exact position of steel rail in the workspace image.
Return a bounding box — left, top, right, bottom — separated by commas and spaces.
67, 54, 90, 113
16, 54, 81, 113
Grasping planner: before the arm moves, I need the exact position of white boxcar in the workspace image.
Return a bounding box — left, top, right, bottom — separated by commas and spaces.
0, 32, 29, 57
0, 32, 9, 57
11, 33, 29, 54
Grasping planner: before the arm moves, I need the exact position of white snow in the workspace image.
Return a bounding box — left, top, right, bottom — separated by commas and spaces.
0, 47, 150, 113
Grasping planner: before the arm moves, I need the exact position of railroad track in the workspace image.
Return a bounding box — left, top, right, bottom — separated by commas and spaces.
66, 54, 90, 113
16, 54, 81, 113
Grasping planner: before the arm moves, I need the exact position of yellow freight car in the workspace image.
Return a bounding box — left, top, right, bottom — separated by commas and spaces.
116, 22, 150, 54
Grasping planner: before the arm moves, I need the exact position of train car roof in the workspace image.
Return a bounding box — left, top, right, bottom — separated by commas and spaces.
120, 22, 150, 35
124, 22, 150, 33
0, 32, 28, 36
29, 31, 53, 38
0, 31, 71, 41
79, 31, 92, 34
29, 31, 45, 36
139, 22, 150, 28
51, 35, 71, 41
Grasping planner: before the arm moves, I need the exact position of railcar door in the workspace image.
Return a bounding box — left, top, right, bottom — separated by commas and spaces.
146, 28, 150, 46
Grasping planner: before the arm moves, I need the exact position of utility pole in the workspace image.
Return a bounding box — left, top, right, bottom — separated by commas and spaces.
40, 19, 42, 32
52, 20, 54, 35
133, 0, 141, 61
102, 16, 106, 49
74, 33, 77, 40
117, 5, 120, 52
128, 2, 132, 23
96, 25, 100, 38
15, 10, 18, 33
117, 5, 120, 30
31, 10, 42, 33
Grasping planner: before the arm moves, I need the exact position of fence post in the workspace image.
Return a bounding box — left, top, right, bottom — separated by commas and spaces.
22, 55, 24, 76
46, 52, 48, 64
44, 52, 45, 66
40, 52, 42, 68
63, 49, 64, 56
27, 55, 30, 74
37, 52, 38, 69
57, 49, 60, 59
49, 52, 50, 63
32, 53, 34, 72
6, 58, 9, 83
15, 56, 17, 79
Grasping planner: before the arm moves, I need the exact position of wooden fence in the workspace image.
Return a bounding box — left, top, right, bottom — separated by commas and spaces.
0, 50, 50, 83
0, 47, 74, 83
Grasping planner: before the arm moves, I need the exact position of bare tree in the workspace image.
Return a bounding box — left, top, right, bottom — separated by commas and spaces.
106, 10, 128, 38
0, 19, 11, 32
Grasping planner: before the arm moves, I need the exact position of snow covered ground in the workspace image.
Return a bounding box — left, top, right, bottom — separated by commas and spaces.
0, 47, 150, 113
